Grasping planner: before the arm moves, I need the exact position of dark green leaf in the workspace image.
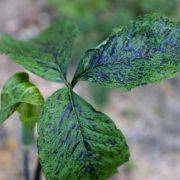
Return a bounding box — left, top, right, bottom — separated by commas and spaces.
0, 20, 77, 82
72, 14, 180, 91
38, 88, 129, 180
0, 72, 44, 123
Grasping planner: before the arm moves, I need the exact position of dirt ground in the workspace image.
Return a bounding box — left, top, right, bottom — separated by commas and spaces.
0, 0, 180, 180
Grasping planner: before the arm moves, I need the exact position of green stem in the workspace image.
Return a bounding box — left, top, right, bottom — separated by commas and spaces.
34, 159, 41, 180
21, 124, 34, 180
71, 78, 78, 89
23, 150, 30, 180
21, 124, 34, 147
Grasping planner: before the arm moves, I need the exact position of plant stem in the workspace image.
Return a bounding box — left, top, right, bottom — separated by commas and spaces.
34, 159, 41, 180
23, 150, 30, 180
21, 123, 34, 180
71, 78, 78, 89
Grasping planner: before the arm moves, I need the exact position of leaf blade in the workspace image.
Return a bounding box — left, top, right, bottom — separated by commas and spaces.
0, 72, 44, 123
37, 88, 129, 179
73, 14, 180, 91
0, 20, 77, 82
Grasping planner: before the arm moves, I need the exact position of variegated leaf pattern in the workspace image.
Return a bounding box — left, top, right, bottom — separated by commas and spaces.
38, 88, 129, 180
72, 14, 180, 91
0, 72, 44, 123
0, 20, 77, 82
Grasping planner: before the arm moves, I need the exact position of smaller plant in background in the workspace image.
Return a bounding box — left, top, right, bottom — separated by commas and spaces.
0, 14, 180, 179
0, 72, 44, 180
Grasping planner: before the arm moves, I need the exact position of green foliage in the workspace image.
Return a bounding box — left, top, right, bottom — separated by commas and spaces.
139, 0, 179, 15
0, 73, 44, 148
48, 0, 180, 108
0, 14, 180, 179
49, 0, 108, 20
72, 14, 180, 91
38, 88, 129, 179
48, 0, 180, 57
0, 72, 44, 124
49, 0, 179, 29
0, 20, 77, 82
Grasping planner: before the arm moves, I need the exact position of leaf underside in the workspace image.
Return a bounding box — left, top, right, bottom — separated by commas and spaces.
0, 20, 77, 82
73, 14, 180, 91
38, 88, 129, 180
0, 72, 44, 124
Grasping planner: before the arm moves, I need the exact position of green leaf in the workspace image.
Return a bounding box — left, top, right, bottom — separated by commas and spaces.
0, 20, 77, 82
38, 88, 129, 180
72, 14, 180, 91
0, 72, 44, 123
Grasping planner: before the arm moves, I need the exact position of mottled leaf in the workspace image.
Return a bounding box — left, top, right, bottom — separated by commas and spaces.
0, 72, 44, 123
0, 20, 77, 82
72, 14, 180, 91
38, 88, 129, 180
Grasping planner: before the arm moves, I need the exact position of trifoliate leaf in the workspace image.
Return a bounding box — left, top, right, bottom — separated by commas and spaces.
38, 88, 129, 180
0, 20, 77, 82
0, 72, 44, 123
72, 14, 180, 91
